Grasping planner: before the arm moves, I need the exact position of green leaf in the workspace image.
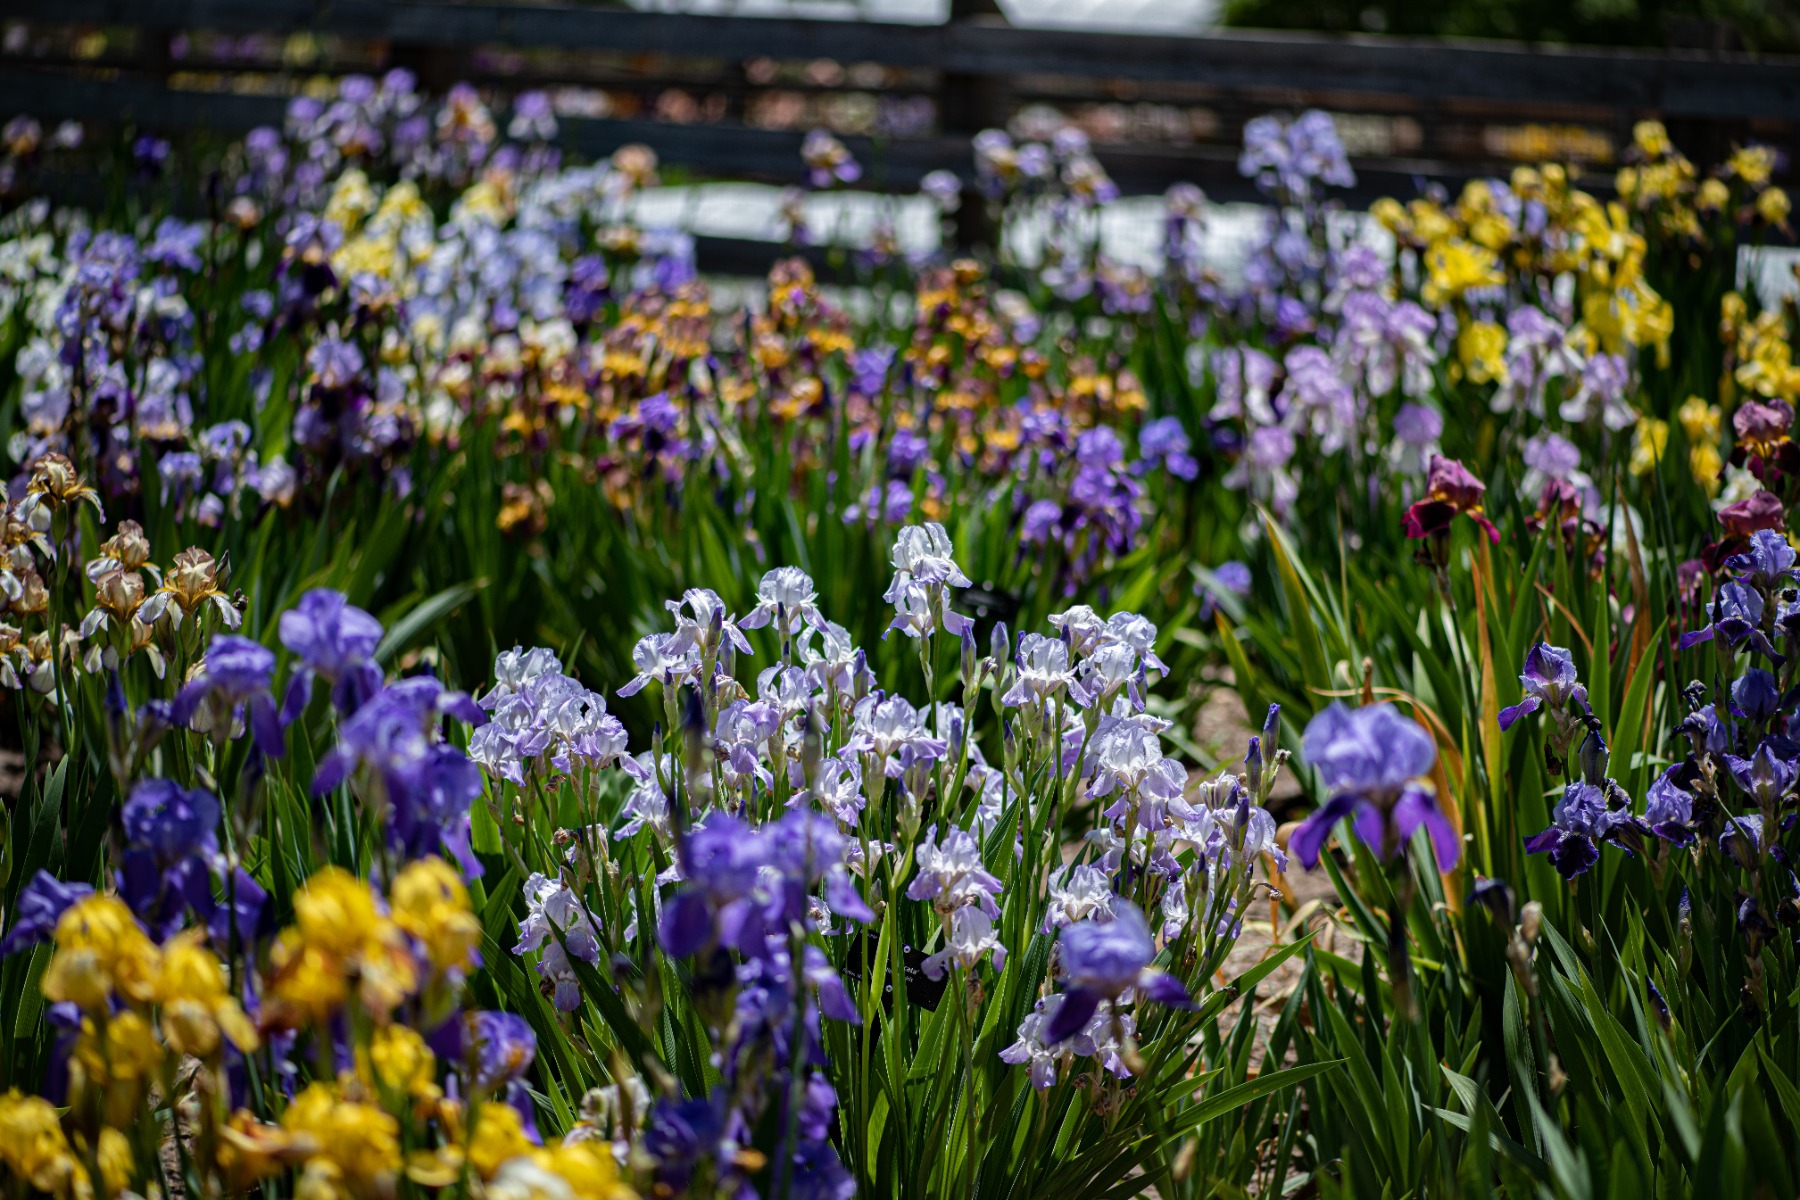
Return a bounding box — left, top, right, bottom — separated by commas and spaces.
1171, 1059, 1343, 1135
377, 580, 485, 663
1259, 508, 1332, 702
1606, 619, 1664, 798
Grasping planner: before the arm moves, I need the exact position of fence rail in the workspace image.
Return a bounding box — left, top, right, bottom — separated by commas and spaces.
3, 0, 1796, 215
11, 0, 1800, 118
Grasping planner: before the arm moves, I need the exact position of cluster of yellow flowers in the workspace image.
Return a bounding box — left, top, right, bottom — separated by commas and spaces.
1616, 121, 1792, 242
1676, 396, 1724, 493
45, 895, 258, 1117
5, 862, 632, 1200
1723, 290, 1800, 406
1374, 121, 1799, 497
1377, 158, 1675, 368
0, 895, 258, 1197
0, 1090, 133, 1200
325, 169, 436, 291
266, 861, 481, 1031
217, 1071, 634, 1200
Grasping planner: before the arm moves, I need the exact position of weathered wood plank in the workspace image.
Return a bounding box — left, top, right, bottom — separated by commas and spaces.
8, 0, 1800, 119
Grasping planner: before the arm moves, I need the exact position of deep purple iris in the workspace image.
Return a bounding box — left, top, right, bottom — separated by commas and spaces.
312, 677, 486, 874
1523, 780, 1647, 879
659, 811, 870, 962
118, 778, 223, 939
1680, 582, 1781, 664
0, 871, 93, 956
1498, 643, 1589, 731
122, 778, 220, 864
1643, 766, 1696, 846
1730, 668, 1782, 724
1725, 739, 1797, 809
1137, 416, 1199, 480
1726, 528, 1800, 591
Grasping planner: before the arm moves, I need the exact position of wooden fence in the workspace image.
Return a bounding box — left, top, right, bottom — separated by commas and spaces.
2, 0, 1796, 258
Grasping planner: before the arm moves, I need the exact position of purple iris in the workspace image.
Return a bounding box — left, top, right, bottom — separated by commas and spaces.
122, 778, 219, 863
307, 336, 364, 390
1198, 561, 1253, 621
312, 678, 487, 874
887, 428, 930, 477
659, 811, 869, 962
448, 1008, 543, 1140
173, 635, 285, 757
1137, 417, 1199, 480
563, 255, 611, 324
1725, 528, 1799, 591
850, 345, 895, 398
1725, 740, 1797, 809
1045, 902, 1192, 1044
764, 810, 874, 932
658, 815, 766, 958
1730, 668, 1782, 724
1643, 766, 1696, 846
0, 871, 93, 956
279, 588, 385, 716
1021, 499, 1063, 545
1498, 643, 1589, 731
1720, 814, 1764, 870
1523, 781, 1644, 879
646, 1095, 731, 1194
1680, 581, 1781, 664
1680, 703, 1731, 756
118, 779, 222, 939
1393, 404, 1443, 447
209, 868, 271, 949
1289, 702, 1459, 869
146, 217, 205, 271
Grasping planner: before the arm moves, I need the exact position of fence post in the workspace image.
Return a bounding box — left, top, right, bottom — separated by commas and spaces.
940, 0, 1007, 254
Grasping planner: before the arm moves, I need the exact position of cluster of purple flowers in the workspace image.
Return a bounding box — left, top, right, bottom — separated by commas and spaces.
461, 521, 1290, 1183
1499, 534, 1800, 981
1019, 427, 1151, 584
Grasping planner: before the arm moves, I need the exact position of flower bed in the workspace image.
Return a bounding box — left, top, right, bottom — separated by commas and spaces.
0, 74, 1797, 1198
